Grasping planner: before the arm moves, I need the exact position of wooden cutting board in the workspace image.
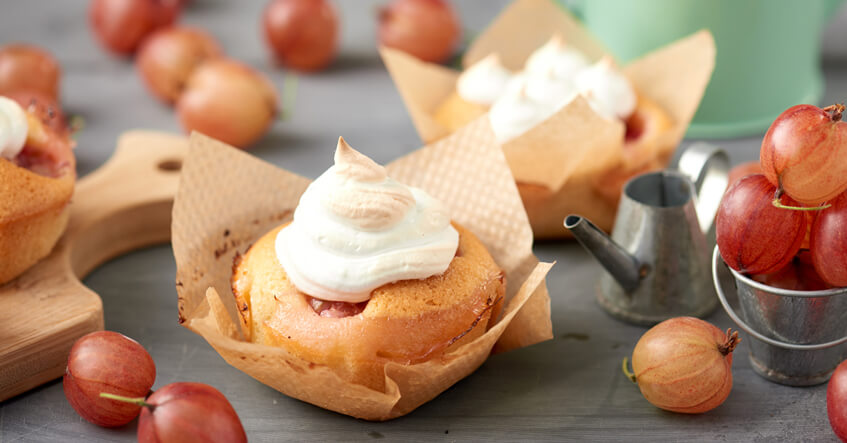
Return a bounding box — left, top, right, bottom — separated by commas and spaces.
0, 131, 188, 402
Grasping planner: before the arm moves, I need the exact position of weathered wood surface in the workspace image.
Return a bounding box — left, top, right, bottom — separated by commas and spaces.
1, 1, 843, 441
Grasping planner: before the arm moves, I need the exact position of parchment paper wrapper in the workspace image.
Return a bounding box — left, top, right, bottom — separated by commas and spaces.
172, 119, 553, 420
380, 0, 716, 237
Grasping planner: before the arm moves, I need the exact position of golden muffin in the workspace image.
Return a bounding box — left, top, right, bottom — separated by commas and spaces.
0, 99, 75, 284
232, 222, 505, 391
430, 40, 674, 238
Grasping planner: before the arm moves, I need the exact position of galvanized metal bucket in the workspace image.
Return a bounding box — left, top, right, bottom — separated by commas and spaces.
712, 246, 847, 386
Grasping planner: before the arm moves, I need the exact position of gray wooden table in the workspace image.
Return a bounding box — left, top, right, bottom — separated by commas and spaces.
1, 1, 845, 441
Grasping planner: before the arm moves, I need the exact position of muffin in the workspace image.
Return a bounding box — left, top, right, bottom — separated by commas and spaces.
0, 95, 75, 284
433, 36, 671, 143
231, 138, 505, 391
430, 37, 673, 237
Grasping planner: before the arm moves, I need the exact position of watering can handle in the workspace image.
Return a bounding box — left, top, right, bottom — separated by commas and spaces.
677, 143, 729, 234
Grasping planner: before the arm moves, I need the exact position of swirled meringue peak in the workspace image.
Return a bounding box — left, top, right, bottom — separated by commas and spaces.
276, 137, 459, 303
574, 56, 636, 120
524, 35, 589, 81
456, 54, 514, 105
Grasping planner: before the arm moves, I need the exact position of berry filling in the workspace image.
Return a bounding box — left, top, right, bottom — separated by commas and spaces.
307, 296, 368, 318
623, 109, 646, 143
305, 245, 463, 319
13, 139, 72, 178
6, 111, 74, 179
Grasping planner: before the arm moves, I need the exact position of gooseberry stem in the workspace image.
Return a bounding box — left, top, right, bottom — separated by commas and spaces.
69, 115, 86, 133
280, 73, 298, 121
717, 328, 741, 356
771, 198, 830, 211
772, 188, 831, 211
824, 103, 845, 122
622, 357, 637, 383
99, 392, 153, 408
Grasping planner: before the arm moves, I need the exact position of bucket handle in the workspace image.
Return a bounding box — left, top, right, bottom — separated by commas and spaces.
711, 246, 847, 351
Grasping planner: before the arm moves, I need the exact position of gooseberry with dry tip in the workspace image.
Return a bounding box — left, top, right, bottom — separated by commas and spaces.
137, 26, 222, 104
760, 103, 847, 206
102, 382, 247, 443
176, 58, 278, 148
0, 44, 61, 101
89, 0, 181, 54
625, 317, 739, 413
716, 174, 807, 275
829, 359, 847, 442
63, 331, 156, 427
752, 250, 832, 291
727, 160, 761, 189
378, 0, 461, 64
263, 0, 339, 72
811, 191, 847, 287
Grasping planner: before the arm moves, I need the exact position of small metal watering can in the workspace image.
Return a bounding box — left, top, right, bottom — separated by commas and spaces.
565, 143, 729, 325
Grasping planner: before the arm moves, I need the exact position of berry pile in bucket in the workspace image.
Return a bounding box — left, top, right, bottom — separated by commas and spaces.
716, 103, 847, 289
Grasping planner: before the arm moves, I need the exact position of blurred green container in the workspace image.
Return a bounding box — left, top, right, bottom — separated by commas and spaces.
567, 0, 844, 138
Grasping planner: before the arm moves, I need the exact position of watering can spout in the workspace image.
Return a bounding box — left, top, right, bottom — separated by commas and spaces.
565, 215, 643, 293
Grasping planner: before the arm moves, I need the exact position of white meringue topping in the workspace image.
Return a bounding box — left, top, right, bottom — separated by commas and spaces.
470, 37, 638, 142
275, 137, 459, 303
456, 54, 515, 105
523, 68, 579, 110
524, 35, 590, 81
574, 56, 636, 120
489, 82, 556, 143
0, 96, 28, 160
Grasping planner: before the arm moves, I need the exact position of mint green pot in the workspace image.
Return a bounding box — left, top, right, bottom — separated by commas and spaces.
568, 0, 843, 138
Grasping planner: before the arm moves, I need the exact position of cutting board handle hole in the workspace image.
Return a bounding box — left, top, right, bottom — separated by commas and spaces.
157, 158, 183, 172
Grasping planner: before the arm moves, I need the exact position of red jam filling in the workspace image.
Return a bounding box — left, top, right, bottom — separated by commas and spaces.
12, 142, 71, 178
623, 110, 646, 143
307, 296, 368, 318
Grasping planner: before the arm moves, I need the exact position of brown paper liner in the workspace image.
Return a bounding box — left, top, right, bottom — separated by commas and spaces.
172, 118, 553, 420
380, 0, 715, 237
